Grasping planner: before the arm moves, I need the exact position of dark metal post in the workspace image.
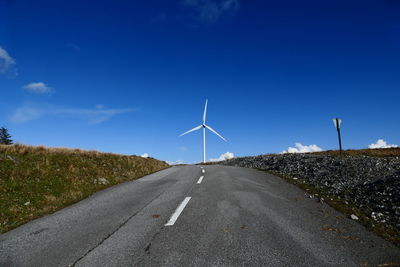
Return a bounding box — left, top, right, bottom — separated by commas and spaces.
336, 118, 342, 154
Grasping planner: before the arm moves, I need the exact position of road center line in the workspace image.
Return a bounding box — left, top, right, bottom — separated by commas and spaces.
165, 197, 192, 226
202, 169, 205, 174
197, 176, 204, 184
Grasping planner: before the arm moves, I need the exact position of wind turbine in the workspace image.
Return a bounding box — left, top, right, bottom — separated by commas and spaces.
179, 99, 227, 164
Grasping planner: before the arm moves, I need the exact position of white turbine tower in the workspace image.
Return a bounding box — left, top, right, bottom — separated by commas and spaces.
179, 99, 227, 163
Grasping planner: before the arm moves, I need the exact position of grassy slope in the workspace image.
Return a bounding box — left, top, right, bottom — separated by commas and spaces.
0, 144, 169, 233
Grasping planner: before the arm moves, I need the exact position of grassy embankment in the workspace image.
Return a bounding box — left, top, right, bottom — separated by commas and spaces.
0, 144, 169, 233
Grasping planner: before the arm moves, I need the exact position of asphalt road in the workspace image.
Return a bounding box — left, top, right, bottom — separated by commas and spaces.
1, 165, 399, 267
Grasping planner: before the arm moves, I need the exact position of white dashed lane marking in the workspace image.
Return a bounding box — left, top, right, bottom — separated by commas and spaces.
197, 176, 204, 184
166, 167, 205, 226
165, 197, 192, 226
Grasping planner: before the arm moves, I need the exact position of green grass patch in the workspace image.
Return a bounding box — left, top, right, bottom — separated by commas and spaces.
0, 144, 169, 233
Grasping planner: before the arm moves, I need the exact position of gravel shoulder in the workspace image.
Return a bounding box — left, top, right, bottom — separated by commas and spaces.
221, 153, 400, 246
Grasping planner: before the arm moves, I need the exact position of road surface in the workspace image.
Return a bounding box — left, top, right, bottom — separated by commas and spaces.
1, 165, 399, 266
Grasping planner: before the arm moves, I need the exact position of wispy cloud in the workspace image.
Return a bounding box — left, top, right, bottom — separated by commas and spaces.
11, 106, 44, 123
66, 42, 81, 52
180, 0, 239, 26
368, 139, 398, 149
151, 12, 167, 23
141, 153, 149, 158
0, 46, 16, 75
10, 104, 133, 124
281, 143, 323, 154
23, 82, 52, 94
177, 146, 188, 152
209, 151, 234, 162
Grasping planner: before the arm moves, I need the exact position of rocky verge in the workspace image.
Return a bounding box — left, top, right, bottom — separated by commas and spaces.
221, 153, 400, 244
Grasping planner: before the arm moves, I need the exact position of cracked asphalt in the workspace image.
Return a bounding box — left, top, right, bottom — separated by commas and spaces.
1, 165, 399, 267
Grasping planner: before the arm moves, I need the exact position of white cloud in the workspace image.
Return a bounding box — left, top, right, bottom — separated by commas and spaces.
368, 139, 398, 149
10, 104, 133, 124
96, 104, 105, 109
141, 153, 149, 158
167, 160, 184, 165
0, 47, 16, 75
23, 82, 52, 94
181, 0, 239, 25
281, 143, 323, 154
209, 151, 234, 162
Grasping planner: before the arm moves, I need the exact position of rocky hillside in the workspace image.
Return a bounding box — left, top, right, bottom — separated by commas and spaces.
221, 150, 400, 245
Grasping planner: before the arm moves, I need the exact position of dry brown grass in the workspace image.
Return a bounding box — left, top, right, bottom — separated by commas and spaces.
0, 144, 169, 233
310, 148, 400, 157
251, 147, 400, 159
199, 148, 400, 166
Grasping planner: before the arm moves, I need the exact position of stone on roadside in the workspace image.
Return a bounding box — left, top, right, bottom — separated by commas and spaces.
350, 214, 359, 220
94, 177, 109, 185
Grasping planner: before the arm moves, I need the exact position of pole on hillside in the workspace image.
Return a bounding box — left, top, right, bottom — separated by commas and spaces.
332, 118, 342, 154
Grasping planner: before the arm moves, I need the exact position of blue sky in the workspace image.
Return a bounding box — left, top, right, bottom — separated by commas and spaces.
1, 0, 399, 164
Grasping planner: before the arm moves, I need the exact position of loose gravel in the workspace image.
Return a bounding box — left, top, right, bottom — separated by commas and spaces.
221, 153, 400, 232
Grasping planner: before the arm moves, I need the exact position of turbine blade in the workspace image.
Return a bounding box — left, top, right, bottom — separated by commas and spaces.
205, 125, 227, 141
203, 99, 208, 124
179, 125, 202, 136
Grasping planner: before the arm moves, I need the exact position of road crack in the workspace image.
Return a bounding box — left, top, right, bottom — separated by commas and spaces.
133, 225, 165, 266
70, 181, 178, 266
